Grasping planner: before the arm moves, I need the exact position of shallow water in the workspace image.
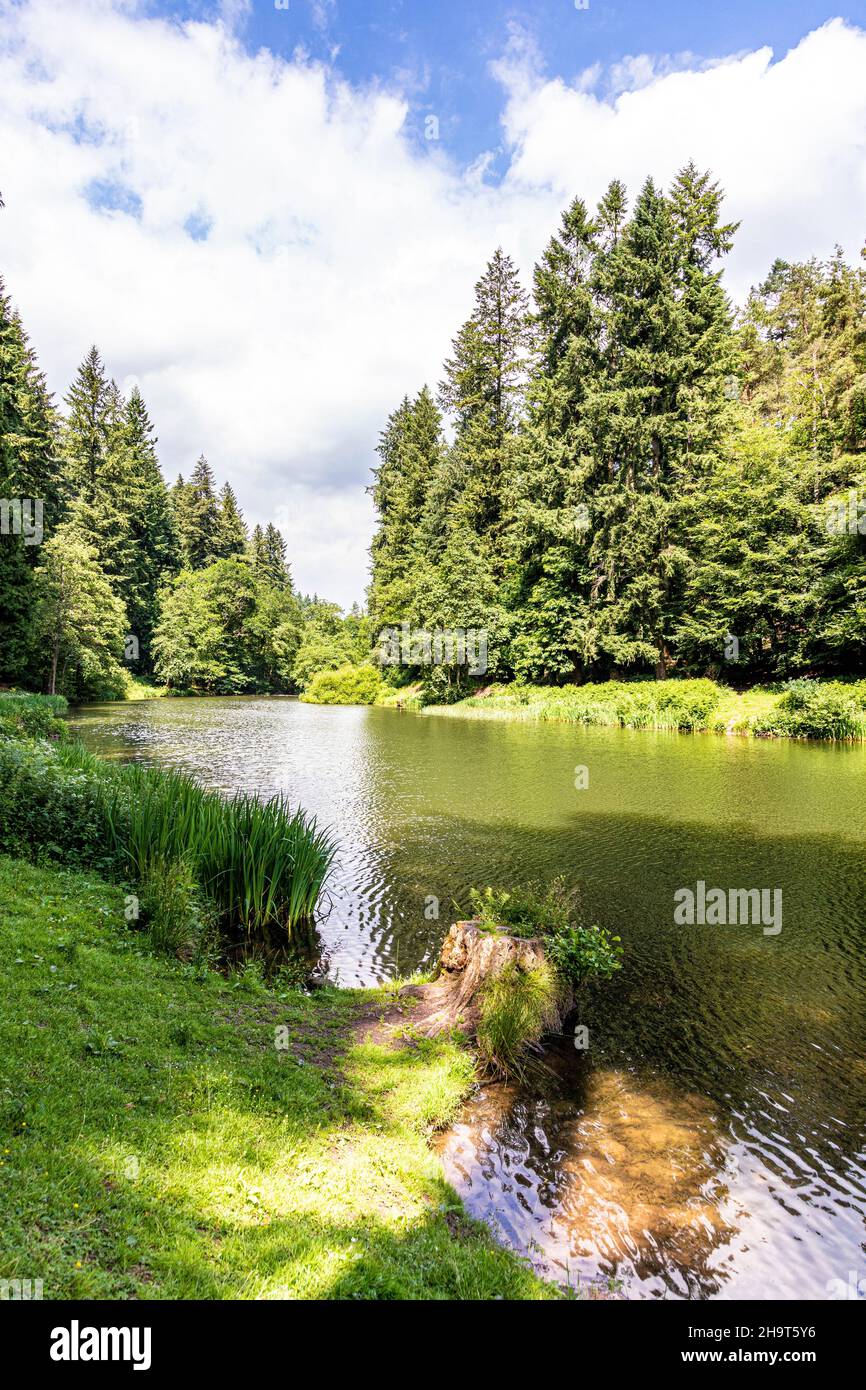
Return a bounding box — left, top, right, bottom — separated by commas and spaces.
70, 696, 866, 1299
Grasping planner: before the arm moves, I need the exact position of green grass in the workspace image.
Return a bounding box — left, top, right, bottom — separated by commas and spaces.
476, 960, 561, 1080
374, 681, 426, 711
424, 678, 866, 741
120, 674, 169, 701
0, 735, 335, 942
0, 856, 558, 1300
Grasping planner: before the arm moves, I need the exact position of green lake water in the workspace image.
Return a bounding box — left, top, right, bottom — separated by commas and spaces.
70, 697, 866, 1300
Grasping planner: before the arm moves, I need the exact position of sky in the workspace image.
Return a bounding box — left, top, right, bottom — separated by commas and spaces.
1, 0, 865, 606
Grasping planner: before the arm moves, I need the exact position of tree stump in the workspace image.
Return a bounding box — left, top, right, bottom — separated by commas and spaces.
404, 920, 572, 1039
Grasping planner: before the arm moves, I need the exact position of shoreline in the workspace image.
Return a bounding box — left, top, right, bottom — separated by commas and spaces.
381, 677, 866, 743
0, 852, 562, 1300
72, 673, 866, 743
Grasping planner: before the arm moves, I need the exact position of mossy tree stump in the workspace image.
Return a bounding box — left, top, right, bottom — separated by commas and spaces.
404, 920, 572, 1040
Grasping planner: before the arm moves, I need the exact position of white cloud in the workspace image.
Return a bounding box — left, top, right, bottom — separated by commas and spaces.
1, 4, 864, 605
495, 18, 866, 302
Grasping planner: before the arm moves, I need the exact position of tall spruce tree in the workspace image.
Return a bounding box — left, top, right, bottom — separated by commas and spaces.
214, 482, 248, 560
368, 387, 445, 631
438, 248, 529, 560
0, 281, 64, 684
508, 195, 602, 679
63, 352, 139, 622
587, 171, 737, 676
171, 455, 220, 569
260, 522, 292, 590
120, 387, 180, 669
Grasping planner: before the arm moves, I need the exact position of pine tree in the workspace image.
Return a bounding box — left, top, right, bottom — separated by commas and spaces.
508, 195, 602, 679
120, 388, 180, 669
255, 522, 291, 590
439, 249, 529, 559
62, 352, 138, 618
368, 387, 445, 630
0, 280, 64, 683
588, 171, 736, 676
214, 482, 248, 560
172, 455, 220, 569
250, 523, 268, 571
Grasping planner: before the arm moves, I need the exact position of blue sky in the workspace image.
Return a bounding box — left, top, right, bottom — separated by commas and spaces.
2, 0, 866, 604
174, 0, 866, 168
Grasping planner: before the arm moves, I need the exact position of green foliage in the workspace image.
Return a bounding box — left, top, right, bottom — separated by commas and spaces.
138, 855, 215, 958
100, 761, 336, 938
170, 455, 220, 571
152, 558, 303, 693
0, 279, 64, 685
545, 923, 623, 989
751, 679, 866, 740
292, 599, 369, 688
453, 678, 722, 731
301, 662, 383, 705
467, 878, 622, 991
0, 738, 115, 869
476, 960, 561, 1079
0, 737, 335, 940
440, 676, 866, 742
469, 881, 572, 936
32, 523, 129, 699
0, 692, 67, 738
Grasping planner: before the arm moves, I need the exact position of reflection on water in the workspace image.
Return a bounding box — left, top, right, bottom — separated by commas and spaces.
437, 1049, 737, 1298
69, 696, 866, 1299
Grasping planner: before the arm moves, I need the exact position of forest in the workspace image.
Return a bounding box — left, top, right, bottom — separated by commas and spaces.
0, 325, 369, 697
370, 165, 866, 694
1, 163, 865, 702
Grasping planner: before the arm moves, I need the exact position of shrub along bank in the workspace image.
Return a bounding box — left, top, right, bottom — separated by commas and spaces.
421, 677, 866, 740
0, 714, 335, 953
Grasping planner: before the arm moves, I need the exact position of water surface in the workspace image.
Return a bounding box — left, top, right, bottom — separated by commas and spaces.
70, 697, 866, 1299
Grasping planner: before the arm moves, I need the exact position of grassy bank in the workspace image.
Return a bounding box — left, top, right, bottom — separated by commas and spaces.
421, 677, 866, 741
0, 727, 334, 948
0, 855, 557, 1299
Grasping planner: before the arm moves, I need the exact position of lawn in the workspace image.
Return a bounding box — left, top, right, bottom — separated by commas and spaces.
0, 856, 557, 1300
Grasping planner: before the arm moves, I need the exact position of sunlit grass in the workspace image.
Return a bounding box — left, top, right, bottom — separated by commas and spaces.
425, 678, 866, 741
0, 856, 558, 1300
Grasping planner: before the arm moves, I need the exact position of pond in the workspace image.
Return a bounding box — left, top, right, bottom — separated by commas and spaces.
70, 696, 866, 1300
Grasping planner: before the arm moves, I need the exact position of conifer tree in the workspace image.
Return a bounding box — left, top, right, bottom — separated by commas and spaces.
439, 249, 529, 558
0, 281, 64, 683
214, 482, 249, 560
120, 388, 180, 668
368, 387, 445, 630
255, 522, 291, 590
508, 196, 601, 679
172, 455, 220, 569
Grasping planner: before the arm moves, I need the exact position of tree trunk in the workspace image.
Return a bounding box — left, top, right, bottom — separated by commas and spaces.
48, 638, 59, 697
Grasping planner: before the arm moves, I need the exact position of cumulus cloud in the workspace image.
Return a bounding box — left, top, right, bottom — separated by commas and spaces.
0, 3, 864, 604
495, 18, 866, 299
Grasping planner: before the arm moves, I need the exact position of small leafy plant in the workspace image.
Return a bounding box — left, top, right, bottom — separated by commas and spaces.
467, 878, 622, 989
